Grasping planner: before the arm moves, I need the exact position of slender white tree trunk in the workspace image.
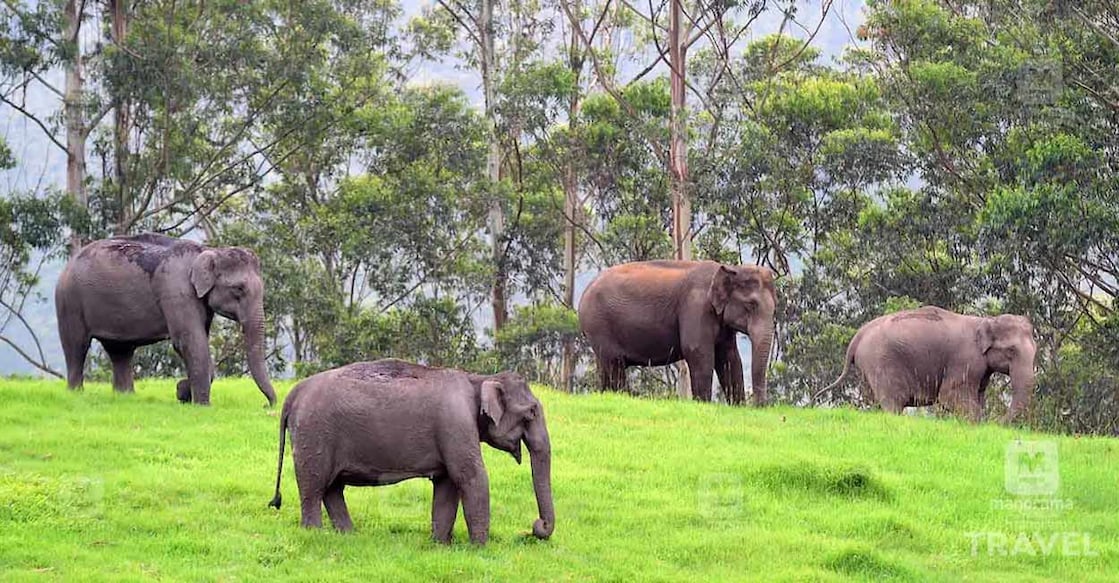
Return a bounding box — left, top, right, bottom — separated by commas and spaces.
110, 0, 130, 234
559, 0, 587, 393
669, 0, 692, 399
481, 0, 507, 332
64, 0, 87, 256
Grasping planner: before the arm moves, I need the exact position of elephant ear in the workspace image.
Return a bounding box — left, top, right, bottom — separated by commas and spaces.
190, 250, 218, 299
480, 379, 505, 427
975, 320, 995, 354
708, 264, 736, 315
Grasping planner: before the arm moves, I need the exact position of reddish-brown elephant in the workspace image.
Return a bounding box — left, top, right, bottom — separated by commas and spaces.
578, 260, 777, 405
813, 306, 1037, 422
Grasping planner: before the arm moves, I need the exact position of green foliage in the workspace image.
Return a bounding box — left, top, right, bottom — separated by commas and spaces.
495, 303, 583, 384
301, 297, 480, 377
0, 0, 1116, 436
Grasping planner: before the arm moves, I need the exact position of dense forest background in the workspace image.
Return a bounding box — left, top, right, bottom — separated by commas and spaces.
1, 0, 1116, 434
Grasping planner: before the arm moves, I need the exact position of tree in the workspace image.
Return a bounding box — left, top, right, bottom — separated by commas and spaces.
410, 0, 556, 334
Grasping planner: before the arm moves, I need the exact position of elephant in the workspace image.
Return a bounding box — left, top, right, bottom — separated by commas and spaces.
54, 233, 276, 406
267, 359, 554, 545
812, 306, 1037, 422
578, 260, 777, 405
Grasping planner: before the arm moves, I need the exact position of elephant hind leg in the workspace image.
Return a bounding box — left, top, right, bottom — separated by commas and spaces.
294, 451, 330, 529
323, 482, 353, 532
60, 325, 91, 391
299, 490, 324, 529
596, 356, 627, 393
868, 371, 909, 414
101, 340, 136, 393
879, 396, 908, 414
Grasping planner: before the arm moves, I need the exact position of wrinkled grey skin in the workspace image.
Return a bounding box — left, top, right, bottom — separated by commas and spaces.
268, 359, 554, 545
578, 261, 777, 405
54, 233, 276, 406
813, 306, 1037, 422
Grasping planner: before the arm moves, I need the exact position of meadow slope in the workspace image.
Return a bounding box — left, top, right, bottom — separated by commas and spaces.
1, 378, 1116, 582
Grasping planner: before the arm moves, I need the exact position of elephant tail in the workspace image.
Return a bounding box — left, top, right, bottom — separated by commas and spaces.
268, 402, 290, 510
812, 331, 862, 404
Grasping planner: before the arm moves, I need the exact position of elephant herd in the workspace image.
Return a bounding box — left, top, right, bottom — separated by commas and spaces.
52, 233, 1038, 543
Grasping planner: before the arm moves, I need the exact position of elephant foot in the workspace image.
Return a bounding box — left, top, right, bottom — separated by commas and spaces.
176, 379, 192, 403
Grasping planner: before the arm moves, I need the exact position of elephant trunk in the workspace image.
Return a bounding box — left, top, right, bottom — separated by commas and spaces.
750, 322, 774, 406
524, 415, 554, 539
242, 306, 277, 407
1005, 357, 1035, 423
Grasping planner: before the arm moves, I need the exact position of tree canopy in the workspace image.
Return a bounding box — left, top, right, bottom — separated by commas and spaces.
1, 0, 1116, 434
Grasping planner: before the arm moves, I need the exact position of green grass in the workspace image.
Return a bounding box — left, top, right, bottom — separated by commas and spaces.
1, 378, 1116, 582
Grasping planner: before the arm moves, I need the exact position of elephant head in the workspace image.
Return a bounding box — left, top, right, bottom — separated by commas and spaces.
709, 264, 778, 405
976, 314, 1037, 422
474, 372, 554, 539
190, 248, 277, 407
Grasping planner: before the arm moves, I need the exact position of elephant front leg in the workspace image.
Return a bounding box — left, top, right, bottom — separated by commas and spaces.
939, 378, 982, 423
431, 476, 460, 544
714, 337, 745, 405
176, 379, 192, 403
450, 462, 490, 545
684, 348, 716, 402
173, 332, 213, 406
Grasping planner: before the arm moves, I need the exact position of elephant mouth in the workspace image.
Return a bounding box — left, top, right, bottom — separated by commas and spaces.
214, 307, 238, 321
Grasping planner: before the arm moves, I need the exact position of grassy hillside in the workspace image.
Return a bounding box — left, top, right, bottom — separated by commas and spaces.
0, 378, 1115, 581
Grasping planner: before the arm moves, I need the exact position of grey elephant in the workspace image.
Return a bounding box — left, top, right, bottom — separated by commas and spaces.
267, 359, 554, 545
813, 306, 1037, 422
578, 261, 777, 405
54, 233, 276, 406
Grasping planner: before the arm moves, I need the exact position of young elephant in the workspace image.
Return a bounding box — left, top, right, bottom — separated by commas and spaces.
267, 359, 554, 545
813, 306, 1037, 422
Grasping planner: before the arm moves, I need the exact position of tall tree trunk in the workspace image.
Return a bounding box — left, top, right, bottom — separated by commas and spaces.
560, 8, 584, 393
560, 164, 577, 393
110, 0, 130, 234
64, 0, 87, 256
669, 0, 692, 398
481, 0, 507, 332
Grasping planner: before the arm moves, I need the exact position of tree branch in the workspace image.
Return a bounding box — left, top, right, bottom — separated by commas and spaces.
436, 0, 484, 50
0, 93, 67, 152
770, 0, 833, 73
0, 334, 63, 378
560, 0, 669, 164
618, 0, 668, 34
0, 295, 50, 366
